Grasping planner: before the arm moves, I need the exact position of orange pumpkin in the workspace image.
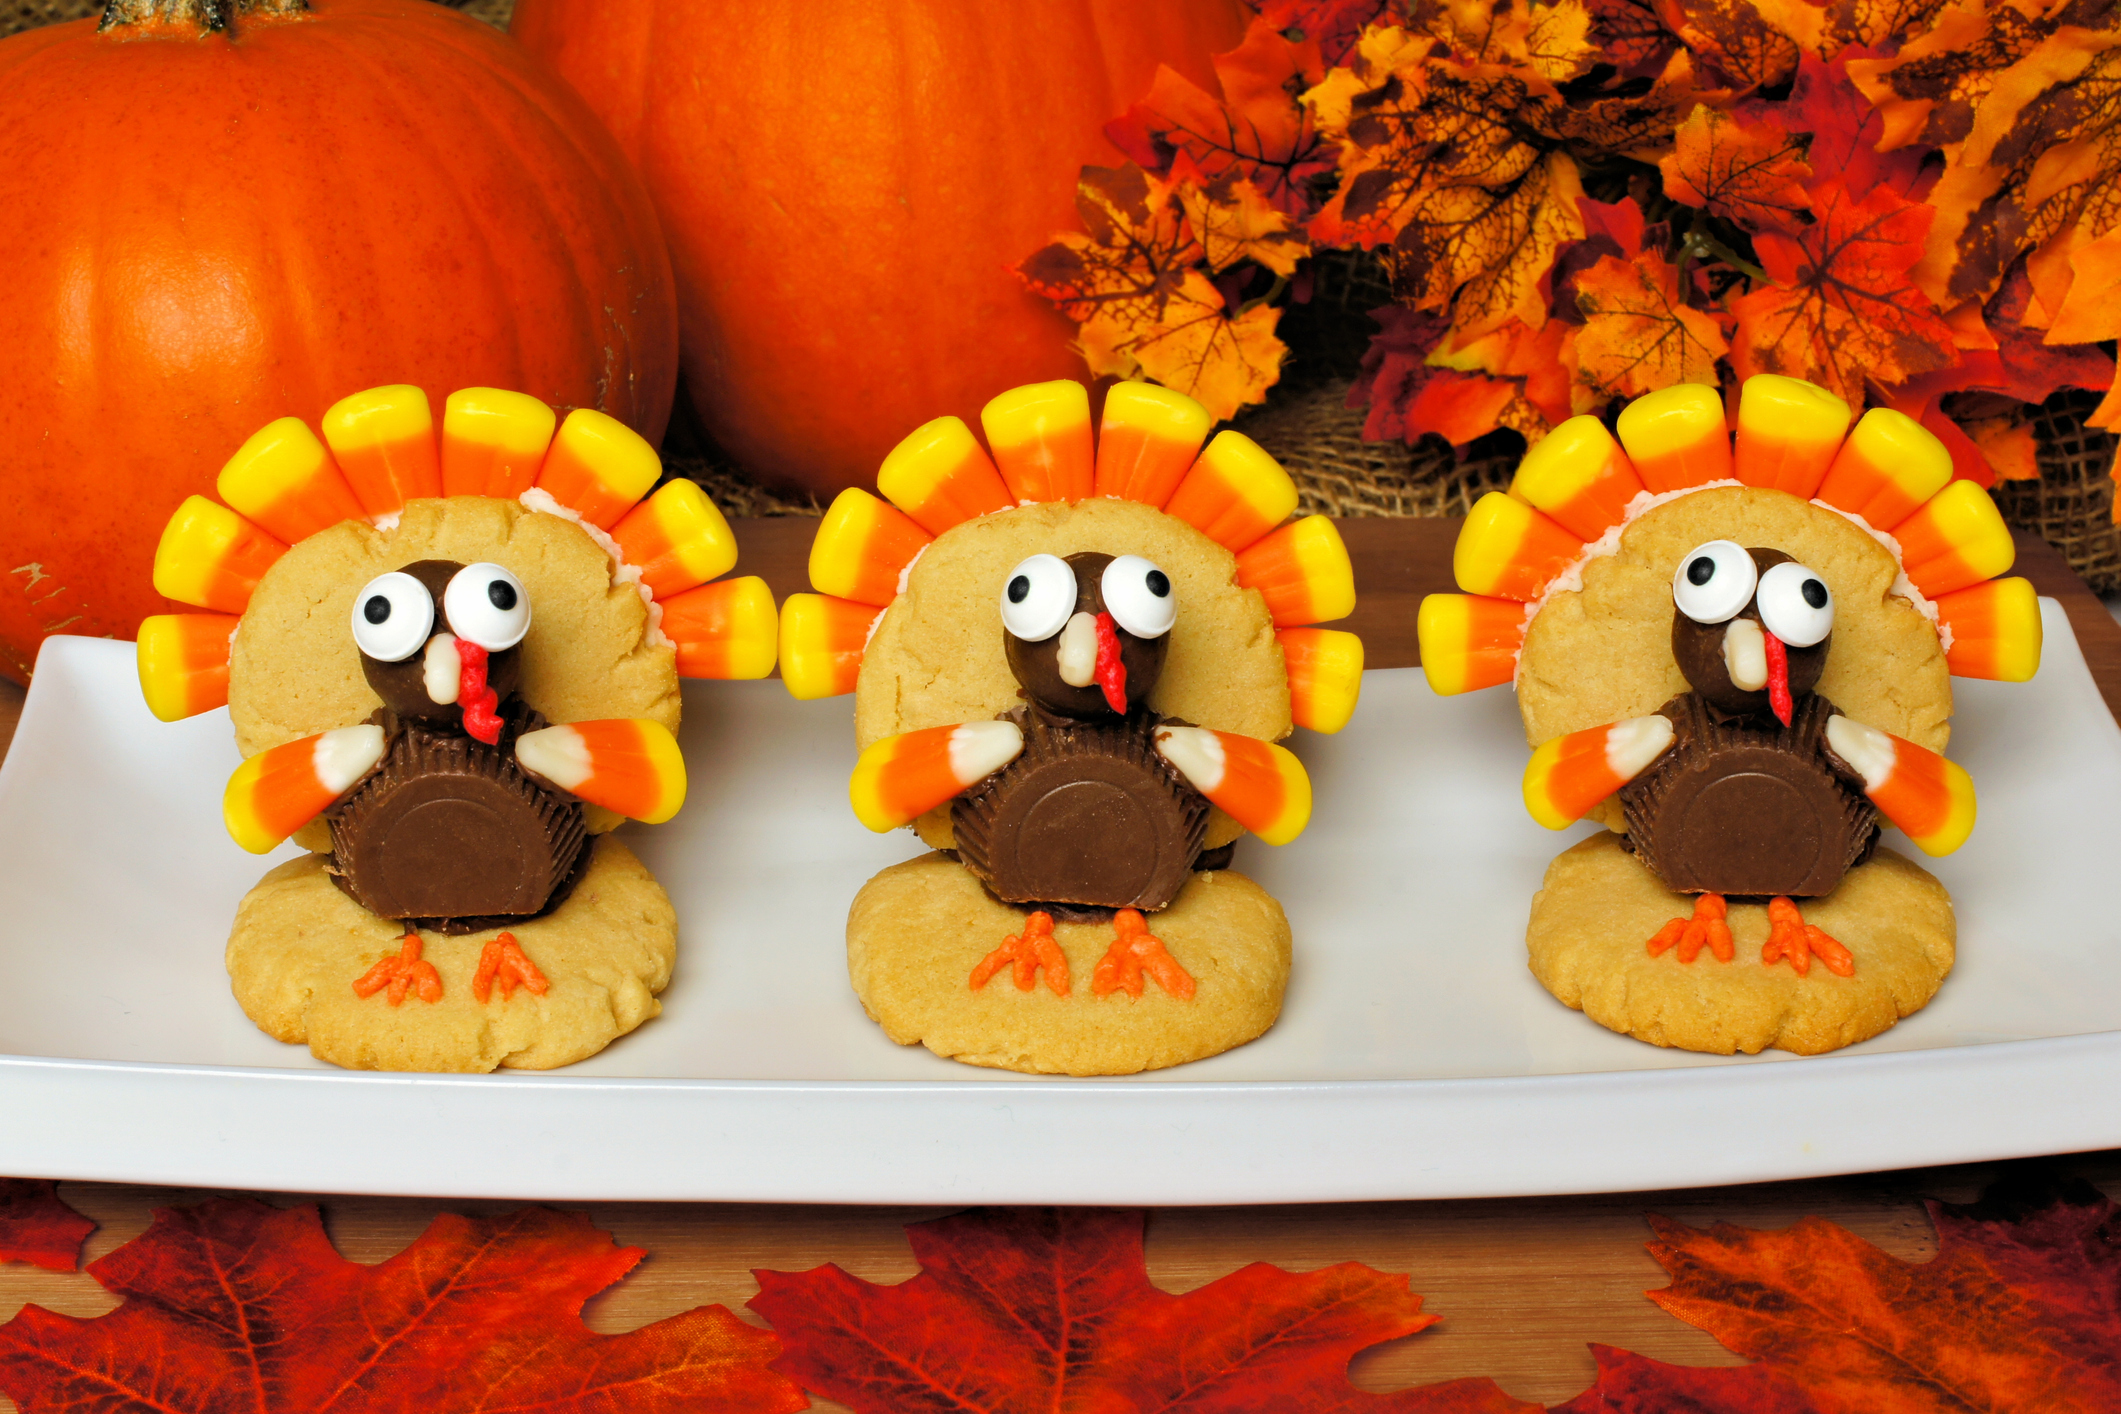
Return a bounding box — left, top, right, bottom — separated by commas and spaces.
509, 0, 1246, 500
0, 0, 677, 683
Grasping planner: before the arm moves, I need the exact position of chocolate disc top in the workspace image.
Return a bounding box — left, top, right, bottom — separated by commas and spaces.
1004, 551, 1169, 719
1621, 692, 1877, 897
954, 707, 1206, 911
358, 559, 523, 728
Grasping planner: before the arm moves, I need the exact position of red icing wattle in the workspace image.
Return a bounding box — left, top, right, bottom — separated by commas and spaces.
1764, 629, 1792, 727
456, 639, 504, 745
1093, 612, 1127, 715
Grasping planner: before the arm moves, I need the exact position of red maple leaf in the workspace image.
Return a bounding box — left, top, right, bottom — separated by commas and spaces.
1622, 1168, 2121, 1412
1106, 15, 1339, 220
1731, 178, 1958, 405
0, 1182, 92, 1274
751, 1206, 1537, 1413
1781, 53, 1932, 205
1258, 0, 1404, 70
0, 1197, 805, 1413
1552, 1344, 1825, 1413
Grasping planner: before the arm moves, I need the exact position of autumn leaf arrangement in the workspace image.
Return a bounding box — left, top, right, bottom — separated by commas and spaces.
1018, 0, 2121, 490
0, 1170, 2116, 1411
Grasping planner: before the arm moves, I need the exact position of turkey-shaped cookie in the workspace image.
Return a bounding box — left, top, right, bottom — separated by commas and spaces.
1420, 375, 2042, 1056
137, 384, 777, 1071
783, 379, 1363, 1075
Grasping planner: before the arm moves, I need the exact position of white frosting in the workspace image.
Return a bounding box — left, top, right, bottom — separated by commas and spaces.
371, 512, 402, 532
1510, 479, 1953, 680
519, 487, 671, 649
895, 541, 927, 597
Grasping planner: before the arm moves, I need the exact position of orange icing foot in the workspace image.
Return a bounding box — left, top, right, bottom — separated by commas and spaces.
1646, 893, 1734, 964
352, 933, 443, 1006
970, 911, 1070, 997
1762, 897, 1856, 977
1091, 909, 1195, 1000
473, 931, 550, 1003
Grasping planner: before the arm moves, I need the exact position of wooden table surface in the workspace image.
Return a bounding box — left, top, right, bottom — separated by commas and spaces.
0, 517, 2116, 1410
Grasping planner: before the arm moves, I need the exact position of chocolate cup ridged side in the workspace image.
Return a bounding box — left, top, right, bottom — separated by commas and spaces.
326, 720, 588, 925
954, 709, 1207, 912
1621, 692, 1878, 898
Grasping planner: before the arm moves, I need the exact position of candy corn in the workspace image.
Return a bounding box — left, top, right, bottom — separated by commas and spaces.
877, 415, 1014, 535
1935, 577, 2042, 682
1162, 431, 1299, 553
660, 576, 778, 679
1452, 492, 1583, 601
779, 593, 881, 699
224, 724, 386, 853
1417, 593, 1527, 695
1892, 479, 2015, 598
442, 387, 557, 499
1615, 383, 1731, 493
515, 718, 688, 824
534, 408, 661, 529
1095, 381, 1213, 508
1278, 627, 1365, 733
216, 417, 365, 544
849, 721, 1025, 832
808, 488, 933, 607
1234, 515, 1356, 626
1153, 726, 1312, 845
1824, 715, 1977, 856
610, 479, 739, 598
152, 496, 288, 614
321, 385, 442, 517
1509, 415, 1646, 541
137, 612, 239, 722
1813, 408, 1953, 530
1522, 716, 1675, 830
981, 380, 1095, 504
1733, 375, 1852, 498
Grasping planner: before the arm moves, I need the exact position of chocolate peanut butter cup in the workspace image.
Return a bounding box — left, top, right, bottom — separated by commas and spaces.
326, 714, 588, 927
954, 707, 1207, 911
1621, 692, 1877, 898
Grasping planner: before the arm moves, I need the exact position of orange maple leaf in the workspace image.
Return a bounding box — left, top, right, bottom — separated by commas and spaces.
1107, 16, 1338, 220
1731, 178, 1958, 403
1661, 103, 1813, 233
1964, 411, 2041, 480
1636, 1171, 2121, 1412
1656, 0, 1801, 88
0, 1197, 803, 1413
1175, 165, 1311, 275
1017, 165, 1288, 420
1569, 251, 1732, 401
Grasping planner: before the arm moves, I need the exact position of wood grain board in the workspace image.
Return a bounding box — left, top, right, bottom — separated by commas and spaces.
0, 516, 2116, 1410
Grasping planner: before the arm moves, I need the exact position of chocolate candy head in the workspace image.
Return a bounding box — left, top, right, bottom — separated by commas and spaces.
1670, 543, 1833, 716
353, 559, 529, 727
1001, 550, 1171, 718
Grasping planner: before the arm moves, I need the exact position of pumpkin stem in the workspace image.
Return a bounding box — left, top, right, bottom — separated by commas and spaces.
99, 0, 308, 33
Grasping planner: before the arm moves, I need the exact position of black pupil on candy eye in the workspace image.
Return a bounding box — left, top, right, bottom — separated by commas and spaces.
1802, 578, 1827, 608
1687, 557, 1715, 586
1007, 576, 1031, 603
364, 596, 391, 624
1146, 569, 1169, 598
488, 580, 517, 611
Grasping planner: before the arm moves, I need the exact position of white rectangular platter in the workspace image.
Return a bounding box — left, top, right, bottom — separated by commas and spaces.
2, 602, 2119, 1204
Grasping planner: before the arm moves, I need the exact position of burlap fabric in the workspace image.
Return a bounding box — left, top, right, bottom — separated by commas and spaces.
12, 1, 2120, 589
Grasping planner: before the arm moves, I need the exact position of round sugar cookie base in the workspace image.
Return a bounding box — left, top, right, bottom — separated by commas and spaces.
227, 836, 676, 1072
1526, 833, 1955, 1056
848, 853, 1291, 1075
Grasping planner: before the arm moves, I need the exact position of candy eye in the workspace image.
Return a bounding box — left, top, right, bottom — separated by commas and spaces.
999, 554, 1077, 641
1756, 561, 1834, 646
1101, 554, 1176, 638
1671, 540, 1758, 624
442, 562, 532, 651
350, 571, 434, 662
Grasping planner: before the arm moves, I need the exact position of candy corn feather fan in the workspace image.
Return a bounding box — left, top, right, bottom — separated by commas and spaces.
1418, 376, 2044, 700
781, 378, 1366, 737
137, 382, 780, 725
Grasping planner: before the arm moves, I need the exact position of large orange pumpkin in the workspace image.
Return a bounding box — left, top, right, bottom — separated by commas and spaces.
0, 0, 678, 683
509, 0, 1246, 499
